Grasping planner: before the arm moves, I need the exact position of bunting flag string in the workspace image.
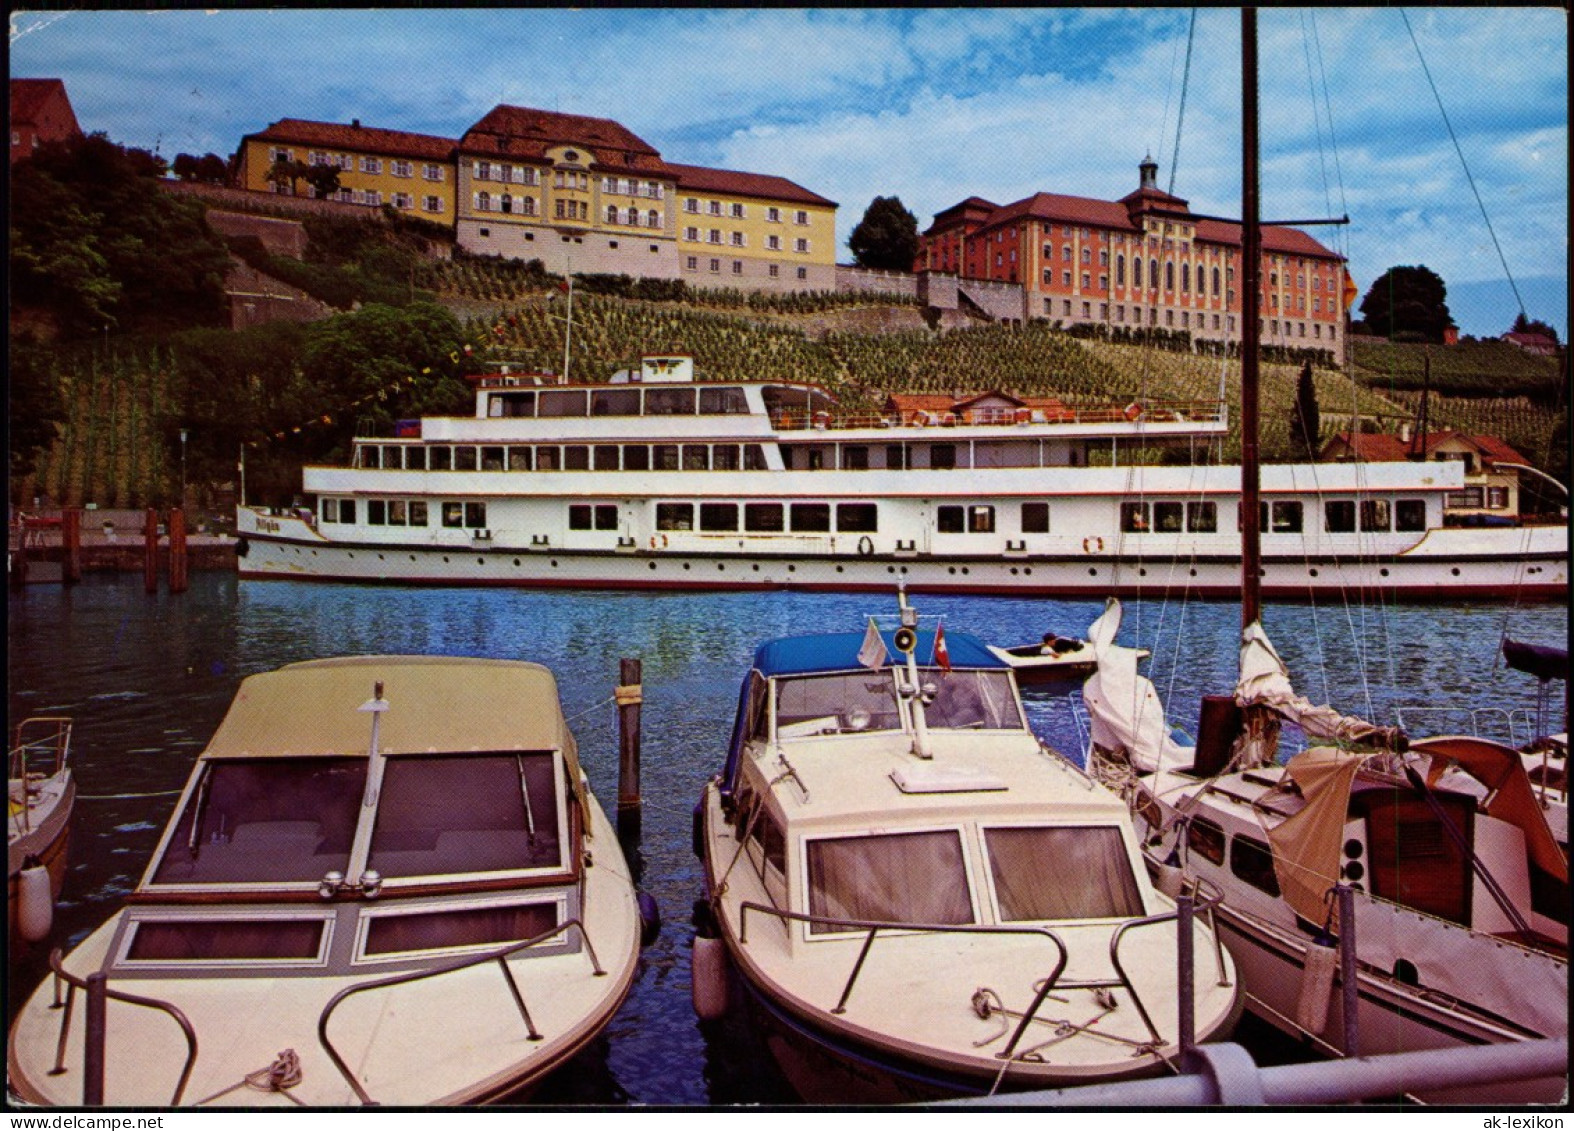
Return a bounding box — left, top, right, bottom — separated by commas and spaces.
244, 363, 449, 448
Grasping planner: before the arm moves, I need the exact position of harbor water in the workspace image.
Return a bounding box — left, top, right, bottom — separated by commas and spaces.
7, 573, 1567, 1104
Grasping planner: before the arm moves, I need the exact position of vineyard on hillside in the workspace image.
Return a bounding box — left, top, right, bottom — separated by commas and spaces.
1350, 339, 1562, 400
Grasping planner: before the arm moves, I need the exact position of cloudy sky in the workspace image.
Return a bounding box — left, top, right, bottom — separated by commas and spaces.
11, 7, 1567, 336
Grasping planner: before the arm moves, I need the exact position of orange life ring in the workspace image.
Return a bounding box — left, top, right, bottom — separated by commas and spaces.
1083, 536, 1105, 553
1124, 402, 1142, 422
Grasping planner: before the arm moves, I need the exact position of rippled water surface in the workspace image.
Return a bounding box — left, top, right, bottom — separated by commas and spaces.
8, 574, 1566, 1104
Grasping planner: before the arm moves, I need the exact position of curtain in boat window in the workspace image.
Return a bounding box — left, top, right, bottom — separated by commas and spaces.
807, 830, 973, 934
984, 826, 1144, 921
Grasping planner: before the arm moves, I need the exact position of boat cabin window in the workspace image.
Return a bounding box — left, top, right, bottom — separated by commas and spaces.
1153, 502, 1184, 534
454, 446, 478, 472
922, 670, 1022, 731
743, 445, 768, 471
741, 796, 787, 900
569, 504, 618, 531
1021, 502, 1050, 533
984, 826, 1144, 921
775, 672, 901, 735
405, 447, 427, 471
623, 445, 650, 472
1395, 499, 1427, 531
383, 445, 405, 468
508, 446, 532, 471
591, 388, 641, 416
745, 503, 784, 533
713, 445, 740, 471
806, 830, 974, 934
1359, 500, 1391, 532
481, 446, 505, 471
442, 502, 464, 528
699, 386, 748, 415
1324, 500, 1355, 533
151, 759, 366, 886
1257, 501, 1303, 534
645, 387, 696, 416
930, 444, 957, 470
126, 918, 329, 963
1187, 501, 1217, 533
564, 445, 590, 470
656, 503, 694, 531
1229, 834, 1281, 896
1185, 816, 1226, 865
362, 901, 560, 957
594, 445, 620, 470
683, 445, 709, 471
700, 503, 739, 532
836, 504, 878, 533
360, 446, 381, 470
539, 389, 589, 418
429, 446, 453, 471
790, 503, 830, 533
654, 445, 680, 471
322, 499, 356, 524
1121, 502, 1149, 533
493, 391, 537, 417
536, 446, 561, 471
369, 753, 563, 878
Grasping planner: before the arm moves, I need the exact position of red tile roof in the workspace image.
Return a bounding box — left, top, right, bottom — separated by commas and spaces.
246, 118, 456, 161
1322, 431, 1527, 467
10, 78, 72, 125
461, 105, 666, 172
663, 162, 834, 208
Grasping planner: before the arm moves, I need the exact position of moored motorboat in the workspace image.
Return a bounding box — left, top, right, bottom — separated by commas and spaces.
989, 634, 1149, 688
693, 594, 1241, 1102
7, 717, 75, 950
7, 656, 646, 1106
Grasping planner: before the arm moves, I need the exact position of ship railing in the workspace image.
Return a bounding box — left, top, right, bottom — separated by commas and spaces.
46, 948, 201, 1106
9, 717, 73, 833
1393, 705, 1531, 750
317, 916, 604, 1106
768, 400, 1224, 432
739, 888, 1227, 1063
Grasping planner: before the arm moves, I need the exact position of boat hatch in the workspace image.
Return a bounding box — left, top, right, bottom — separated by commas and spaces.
119, 914, 333, 966
357, 896, 563, 959
889, 765, 1007, 794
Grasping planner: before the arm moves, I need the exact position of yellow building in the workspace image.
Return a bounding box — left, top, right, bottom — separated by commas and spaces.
667, 162, 837, 292
235, 118, 459, 225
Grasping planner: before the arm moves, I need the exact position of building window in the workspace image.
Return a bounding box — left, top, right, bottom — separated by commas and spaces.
709, 259, 721, 273
477, 191, 491, 211
795, 238, 809, 253
795, 210, 809, 224
767, 207, 781, 222
731, 231, 745, 247
392, 160, 412, 178
1487, 486, 1509, 510
796, 267, 807, 280
709, 200, 722, 215
686, 256, 698, 270
423, 164, 444, 181
768, 264, 779, 277
685, 198, 699, 213
423, 196, 441, 212
1132, 258, 1142, 287
732, 260, 743, 275
685, 226, 699, 241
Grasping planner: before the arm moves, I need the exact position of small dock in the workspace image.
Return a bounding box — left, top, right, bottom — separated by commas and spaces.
9, 507, 236, 589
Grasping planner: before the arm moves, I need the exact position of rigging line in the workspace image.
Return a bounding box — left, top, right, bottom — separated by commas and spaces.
1166, 9, 1199, 197
1298, 10, 1335, 220
1156, 22, 1184, 166
1306, 11, 1352, 259
1399, 8, 1527, 320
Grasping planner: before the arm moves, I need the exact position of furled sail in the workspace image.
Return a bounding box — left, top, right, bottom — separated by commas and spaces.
1235, 623, 1405, 757
1082, 599, 1195, 773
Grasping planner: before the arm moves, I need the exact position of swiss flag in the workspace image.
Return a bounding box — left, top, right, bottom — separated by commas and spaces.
935, 623, 951, 672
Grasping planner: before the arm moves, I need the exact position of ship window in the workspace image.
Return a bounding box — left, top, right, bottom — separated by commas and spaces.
985, 826, 1143, 921
508, 447, 532, 471
363, 901, 558, 957
776, 671, 901, 735
1121, 502, 1150, 532
321, 499, 338, 524
806, 450, 825, 471
937, 505, 964, 533
496, 391, 536, 417
359, 446, 380, 470
1396, 499, 1427, 531
383, 445, 403, 468
564, 445, 590, 471
886, 444, 907, 471
836, 504, 878, 533
700, 503, 739, 531
465, 503, 487, 528
743, 445, 768, 471
127, 918, 328, 962
454, 446, 478, 472
712, 445, 740, 471
1154, 502, 1184, 533
925, 671, 1022, 730
1185, 816, 1225, 865
645, 387, 696, 416
367, 500, 386, 526
369, 753, 562, 878
968, 506, 995, 534
535, 446, 560, 471
682, 445, 709, 471
409, 502, 428, 527
569, 505, 593, 530
807, 830, 973, 934
151, 759, 366, 885
1021, 502, 1050, 533
443, 503, 464, 528
404, 447, 426, 471
653, 445, 680, 471
1230, 835, 1281, 896
790, 503, 830, 532
538, 389, 589, 418
1325, 500, 1355, 533
623, 445, 650, 472
843, 445, 869, 470
656, 502, 693, 531
1262, 501, 1303, 534
429, 447, 452, 471
747, 805, 787, 886
594, 445, 619, 470
387, 500, 407, 527
591, 388, 640, 416
745, 503, 785, 532
698, 386, 748, 415
1359, 499, 1391, 532
481, 446, 505, 471
1187, 501, 1217, 533
930, 444, 956, 470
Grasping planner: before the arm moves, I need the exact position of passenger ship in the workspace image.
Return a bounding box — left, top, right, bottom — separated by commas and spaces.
235, 355, 1567, 600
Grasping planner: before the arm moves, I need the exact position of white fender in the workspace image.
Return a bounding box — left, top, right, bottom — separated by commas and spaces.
18, 861, 54, 943
691, 933, 729, 1021
1295, 940, 1338, 1035
1153, 861, 1185, 899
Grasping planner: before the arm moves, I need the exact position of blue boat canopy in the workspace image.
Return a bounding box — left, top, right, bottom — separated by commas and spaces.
752, 629, 1004, 678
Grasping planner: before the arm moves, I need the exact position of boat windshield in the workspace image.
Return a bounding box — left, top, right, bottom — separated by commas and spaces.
152, 759, 366, 885
774, 672, 901, 736
806, 829, 975, 934
921, 670, 1023, 731
368, 752, 563, 878
983, 826, 1144, 920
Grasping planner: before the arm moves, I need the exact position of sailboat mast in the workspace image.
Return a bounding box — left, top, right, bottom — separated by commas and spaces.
1240, 7, 1263, 628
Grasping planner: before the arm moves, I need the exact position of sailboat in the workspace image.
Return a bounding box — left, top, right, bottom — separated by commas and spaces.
1081, 10, 1568, 1105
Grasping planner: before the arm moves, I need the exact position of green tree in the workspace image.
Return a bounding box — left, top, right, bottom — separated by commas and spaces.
1357, 265, 1454, 342
849, 196, 920, 272
8, 335, 66, 487
303, 161, 343, 200
1289, 360, 1321, 458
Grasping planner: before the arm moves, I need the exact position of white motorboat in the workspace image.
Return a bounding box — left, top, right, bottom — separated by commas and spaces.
7, 656, 646, 1106
989, 634, 1149, 688
7, 717, 75, 950
693, 593, 1241, 1102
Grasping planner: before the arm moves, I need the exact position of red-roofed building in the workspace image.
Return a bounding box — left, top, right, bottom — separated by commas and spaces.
918, 157, 1348, 355
1321, 430, 1530, 517
456, 105, 836, 292
1502, 331, 1559, 356
235, 118, 459, 223
10, 78, 81, 164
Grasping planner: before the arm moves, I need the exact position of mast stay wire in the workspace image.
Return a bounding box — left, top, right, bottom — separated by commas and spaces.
1166, 10, 1198, 197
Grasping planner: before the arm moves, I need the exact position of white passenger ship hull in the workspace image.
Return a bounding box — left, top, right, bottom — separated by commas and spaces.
237, 505, 1565, 600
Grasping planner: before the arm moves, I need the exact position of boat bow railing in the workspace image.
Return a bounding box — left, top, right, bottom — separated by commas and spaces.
316, 917, 604, 1106
46, 948, 200, 1106
9, 717, 72, 832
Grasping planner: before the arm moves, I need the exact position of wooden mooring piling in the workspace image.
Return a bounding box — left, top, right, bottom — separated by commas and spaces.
10, 506, 209, 592
616, 658, 643, 847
